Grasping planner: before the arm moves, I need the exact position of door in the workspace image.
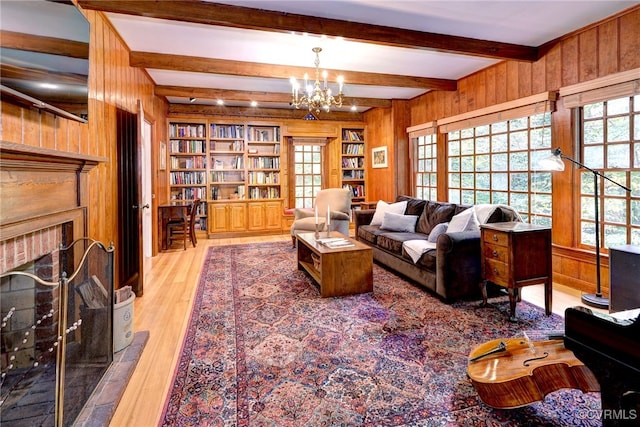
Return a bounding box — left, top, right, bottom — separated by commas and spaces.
228, 203, 247, 232
116, 105, 144, 296
209, 204, 228, 233
141, 117, 153, 274
247, 202, 265, 231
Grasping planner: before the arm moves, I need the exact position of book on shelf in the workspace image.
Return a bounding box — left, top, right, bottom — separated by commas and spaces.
342, 129, 363, 141
316, 237, 355, 248
170, 123, 205, 138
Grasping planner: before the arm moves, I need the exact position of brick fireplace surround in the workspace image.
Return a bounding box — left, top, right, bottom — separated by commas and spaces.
1, 142, 147, 426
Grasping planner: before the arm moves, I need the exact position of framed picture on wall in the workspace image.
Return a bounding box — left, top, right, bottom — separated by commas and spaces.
159, 141, 167, 170
372, 146, 388, 168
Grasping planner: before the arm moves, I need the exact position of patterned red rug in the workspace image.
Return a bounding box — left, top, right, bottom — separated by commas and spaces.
161, 242, 601, 426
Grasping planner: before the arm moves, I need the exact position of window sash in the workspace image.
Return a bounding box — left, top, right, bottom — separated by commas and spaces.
560, 68, 640, 108
446, 112, 553, 225
437, 92, 556, 134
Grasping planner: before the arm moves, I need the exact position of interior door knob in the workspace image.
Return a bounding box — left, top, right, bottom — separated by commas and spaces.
133, 204, 150, 210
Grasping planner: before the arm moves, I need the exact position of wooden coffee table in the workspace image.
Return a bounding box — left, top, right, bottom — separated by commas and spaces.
296, 231, 373, 297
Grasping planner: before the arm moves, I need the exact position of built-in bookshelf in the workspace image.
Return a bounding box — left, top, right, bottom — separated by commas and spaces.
168, 119, 283, 236
246, 125, 281, 200
168, 121, 209, 230
209, 123, 246, 201
340, 128, 366, 203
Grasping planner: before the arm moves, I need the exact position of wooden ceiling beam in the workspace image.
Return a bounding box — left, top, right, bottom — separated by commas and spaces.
0, 30, 89, 59
156, 85, 393, 108
133, 52, 455, 91
77, 1, 537, 61
169, 104, 364, 121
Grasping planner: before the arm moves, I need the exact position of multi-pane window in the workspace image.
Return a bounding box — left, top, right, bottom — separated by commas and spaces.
447, 112, 553, 225
579, 95, 640, 248
293, 145, 322, 208
414, 133, 437, 200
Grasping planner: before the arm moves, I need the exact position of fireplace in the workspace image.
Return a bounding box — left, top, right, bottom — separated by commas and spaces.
1, 142, 110, 426
1, 237, 114, 426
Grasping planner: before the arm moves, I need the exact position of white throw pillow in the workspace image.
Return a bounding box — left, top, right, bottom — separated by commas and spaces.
428, 222, 449, 243
370, 200, 408, 226
446, 208, 479, 233
380, 212, 418, 233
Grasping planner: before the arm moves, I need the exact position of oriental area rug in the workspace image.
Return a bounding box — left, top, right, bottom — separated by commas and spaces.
161, 242, 601, 426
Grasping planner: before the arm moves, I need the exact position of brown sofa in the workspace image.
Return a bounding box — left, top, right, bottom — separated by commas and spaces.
354, 195, 521, 302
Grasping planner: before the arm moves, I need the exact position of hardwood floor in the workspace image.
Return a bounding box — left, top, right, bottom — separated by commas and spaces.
110, 234, 600, 426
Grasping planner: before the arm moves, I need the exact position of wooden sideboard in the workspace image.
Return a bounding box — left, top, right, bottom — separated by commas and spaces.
480, 222, 552, 321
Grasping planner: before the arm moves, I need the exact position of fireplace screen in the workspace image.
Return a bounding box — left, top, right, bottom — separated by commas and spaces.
1, 238, 114, 427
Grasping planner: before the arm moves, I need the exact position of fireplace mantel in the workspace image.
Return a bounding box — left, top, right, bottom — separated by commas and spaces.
0, 141, 107, 242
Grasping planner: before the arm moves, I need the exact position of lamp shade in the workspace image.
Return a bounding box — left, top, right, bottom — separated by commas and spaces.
538, 148, 565, 171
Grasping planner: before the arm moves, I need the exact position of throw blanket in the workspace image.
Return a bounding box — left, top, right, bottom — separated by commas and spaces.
403, 204, 522, 264
404, 240, 437, 264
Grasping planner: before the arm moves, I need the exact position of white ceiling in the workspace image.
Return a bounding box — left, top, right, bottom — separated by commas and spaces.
100, 1, 638, 113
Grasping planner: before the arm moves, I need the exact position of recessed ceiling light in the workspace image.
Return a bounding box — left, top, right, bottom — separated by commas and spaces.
250, 101, 258, 107
189, 97, 196, 103
351, 106, 358, 112
217, 99, 224, 105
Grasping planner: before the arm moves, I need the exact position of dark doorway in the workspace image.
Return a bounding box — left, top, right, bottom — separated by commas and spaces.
116, 107, 143, 296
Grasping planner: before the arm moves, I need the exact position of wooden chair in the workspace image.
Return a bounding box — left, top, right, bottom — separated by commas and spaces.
167, 199, 200, 250
187, 199, 200, 247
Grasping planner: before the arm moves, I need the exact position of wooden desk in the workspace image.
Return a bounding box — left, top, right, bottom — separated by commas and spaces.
480, 222, 552, 321
159, 203, 190, 251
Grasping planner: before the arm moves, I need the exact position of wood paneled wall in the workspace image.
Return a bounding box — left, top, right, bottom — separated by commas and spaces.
0, 8, 169, 266
362, 107, 395, 202
403, 6, 640, 294
407, 8, 639, 124
86, 8, 168, 255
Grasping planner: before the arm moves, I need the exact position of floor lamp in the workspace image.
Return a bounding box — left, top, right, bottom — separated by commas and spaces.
539, 148, 632, 309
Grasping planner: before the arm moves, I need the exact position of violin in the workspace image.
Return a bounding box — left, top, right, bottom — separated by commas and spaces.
467, 337, 600, 409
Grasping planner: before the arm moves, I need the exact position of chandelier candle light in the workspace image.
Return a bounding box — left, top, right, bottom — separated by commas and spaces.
290, 47, 344, 114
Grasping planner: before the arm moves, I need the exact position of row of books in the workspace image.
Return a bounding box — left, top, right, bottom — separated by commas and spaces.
170, 124, 205, 138
342, 144, 364, 155
212, 157, 243, 169
194, 217, 207, 231
342, 157, 365, 168
247, 127, 280, 142
343, 184, 365, 198
210, 171, 244, 182
170, 156, 206, 169
342, 130, 364, 141
170, 171, 206, 185
194, 202, 207, 216
210, 124, 244, 139
170, 139, 206, 154
249, 157, 280, 169
342, 170, 365, 179
211, 140, 244, 151
170, 187, 206, 200
248, 187, 280, 199
248, 171, 279, 184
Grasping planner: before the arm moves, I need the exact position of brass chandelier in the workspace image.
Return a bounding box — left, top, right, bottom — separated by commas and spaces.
290, 47, 344, 113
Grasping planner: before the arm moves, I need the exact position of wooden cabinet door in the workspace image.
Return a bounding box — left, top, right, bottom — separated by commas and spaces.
228, 203, 247, 232
264, 201, 283, 230
247, 202, 265, 231
209, 204, 228, 233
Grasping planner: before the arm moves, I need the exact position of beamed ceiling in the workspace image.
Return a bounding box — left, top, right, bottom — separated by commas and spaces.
7, 1, 640, 120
